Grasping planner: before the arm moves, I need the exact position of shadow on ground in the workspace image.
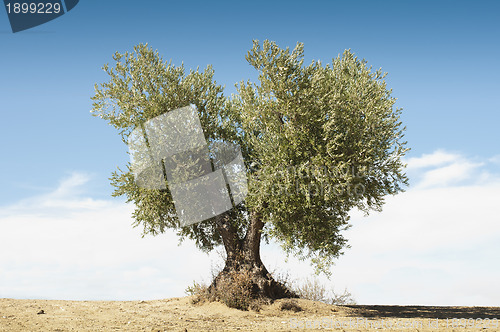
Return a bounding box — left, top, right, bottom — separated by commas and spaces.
342, 305, 500, 319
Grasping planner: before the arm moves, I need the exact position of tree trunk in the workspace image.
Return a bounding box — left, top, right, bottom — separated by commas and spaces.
208, 209, 296, 309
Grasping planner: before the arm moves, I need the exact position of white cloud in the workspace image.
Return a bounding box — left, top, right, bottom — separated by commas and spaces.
50, 172, 90, 197
0, 173, 108, 217
1, 154, 499, 306
406, 150, 460, 169
405, 150, 485, 188
417, 160, 483, 187
489, 155, 500, 165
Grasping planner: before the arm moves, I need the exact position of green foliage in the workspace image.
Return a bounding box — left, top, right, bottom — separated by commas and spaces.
91, 44, 244, 249
91, 40, 409, 274
231, 40, 408, 274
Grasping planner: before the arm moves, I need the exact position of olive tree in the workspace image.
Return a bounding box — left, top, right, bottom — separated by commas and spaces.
91, 40, 408, 304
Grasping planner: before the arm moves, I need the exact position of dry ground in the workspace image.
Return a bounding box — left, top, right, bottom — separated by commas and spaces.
1, 297, 499, 331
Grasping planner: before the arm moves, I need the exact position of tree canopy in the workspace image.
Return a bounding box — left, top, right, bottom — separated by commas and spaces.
91, 40, 408, 276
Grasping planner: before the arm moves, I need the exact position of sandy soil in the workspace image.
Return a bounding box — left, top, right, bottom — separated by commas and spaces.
1, 297, 499, 331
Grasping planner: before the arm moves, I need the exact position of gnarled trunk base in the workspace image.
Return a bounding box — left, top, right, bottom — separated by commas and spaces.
209, 210, 295, 309
207, 253, 297, 310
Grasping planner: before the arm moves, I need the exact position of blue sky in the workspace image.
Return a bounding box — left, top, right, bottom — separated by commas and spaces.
0, 0, 499, 305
